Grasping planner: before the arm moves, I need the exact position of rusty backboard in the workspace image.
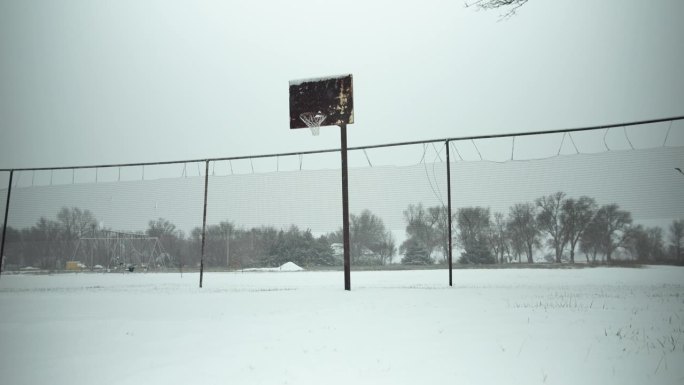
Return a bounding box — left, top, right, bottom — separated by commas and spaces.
289, 74, 354, 129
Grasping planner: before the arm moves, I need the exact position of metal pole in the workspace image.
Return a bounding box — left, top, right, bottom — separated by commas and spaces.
199, 160, 209, 288
445, 141, 453, 286
340, 124, 351, 291
0, 170, 14, 278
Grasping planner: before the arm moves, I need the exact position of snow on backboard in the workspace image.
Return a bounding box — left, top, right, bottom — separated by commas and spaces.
289, 74, 354, 130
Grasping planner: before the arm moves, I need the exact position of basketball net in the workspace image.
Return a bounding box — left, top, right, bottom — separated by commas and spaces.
299, 112, 327, 136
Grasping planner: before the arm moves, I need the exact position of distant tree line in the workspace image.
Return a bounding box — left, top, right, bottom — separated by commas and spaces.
453, 192, 683, 265
2, 193, 683, 270
2, 207, 98, 269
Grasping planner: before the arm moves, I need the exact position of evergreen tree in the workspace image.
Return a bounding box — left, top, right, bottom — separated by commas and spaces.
401, 238, 433, 265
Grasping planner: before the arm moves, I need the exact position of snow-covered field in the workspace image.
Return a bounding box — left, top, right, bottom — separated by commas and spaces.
1, 266, 683, 385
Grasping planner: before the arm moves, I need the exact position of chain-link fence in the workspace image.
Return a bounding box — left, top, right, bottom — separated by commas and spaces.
1, 118, 683, 286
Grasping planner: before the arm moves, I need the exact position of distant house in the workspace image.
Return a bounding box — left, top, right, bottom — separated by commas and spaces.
331, 243, 344, 257
331, 242, 380, 264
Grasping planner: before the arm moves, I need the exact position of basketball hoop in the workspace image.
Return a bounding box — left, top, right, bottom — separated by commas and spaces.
299, 112, 327, 136
288, 74, 354, 291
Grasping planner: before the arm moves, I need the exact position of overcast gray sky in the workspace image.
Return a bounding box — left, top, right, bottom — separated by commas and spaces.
1, 0, 683, 169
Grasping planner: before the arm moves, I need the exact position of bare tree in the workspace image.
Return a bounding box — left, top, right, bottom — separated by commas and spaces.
33, 217, 62, 268
146, 218, 177, 239
466, 0, 530, 18
561, 196, 597, 264
585, 204, 633, 262
402, 204, 443, 258
536, 192, 567, 263
377, 231, 397, 265
647, 227, 666, 262
489, 212, 509, 264
456, 207, 493, 264
57, 207, 97, 261
57, 207, 97, 239
507, 203, 539, 263
351, 210, 393, 265
631, 225, 665, 262
580, 218, 603, 263
147, 218, 185, 268
508, 226, 526, 263
429, 206, 451, 263
670, 219, 684, 262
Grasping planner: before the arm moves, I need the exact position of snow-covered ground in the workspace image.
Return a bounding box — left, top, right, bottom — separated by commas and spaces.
1, 266, 683, 385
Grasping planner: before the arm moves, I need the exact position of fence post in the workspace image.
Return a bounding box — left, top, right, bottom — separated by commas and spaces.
199, 161, 209, 288
0, 170, 14, 278
341, 124, 351, 291
446, 141, 453, 286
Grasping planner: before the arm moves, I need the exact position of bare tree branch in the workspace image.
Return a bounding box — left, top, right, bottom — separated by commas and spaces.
465, 0, 529, 19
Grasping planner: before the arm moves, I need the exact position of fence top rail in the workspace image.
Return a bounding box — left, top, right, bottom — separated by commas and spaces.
1, 115, 683, 173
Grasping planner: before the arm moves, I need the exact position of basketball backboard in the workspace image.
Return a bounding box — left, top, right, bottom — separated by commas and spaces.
289, 74, 354, 130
